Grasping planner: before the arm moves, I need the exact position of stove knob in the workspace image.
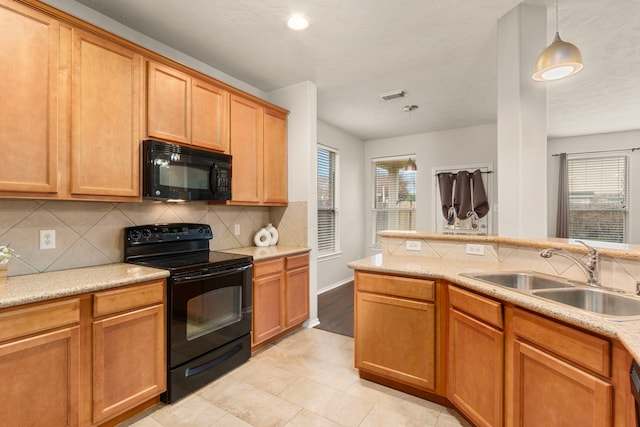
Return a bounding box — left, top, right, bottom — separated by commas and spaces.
130, 230, 141, 240
142, 229, 152, 239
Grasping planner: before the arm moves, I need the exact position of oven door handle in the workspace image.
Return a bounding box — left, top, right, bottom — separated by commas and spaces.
172, 264, 251, 283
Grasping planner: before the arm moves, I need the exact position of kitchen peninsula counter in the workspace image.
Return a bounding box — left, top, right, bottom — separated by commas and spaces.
349, 252, 640, 362
0, 263, 168, 309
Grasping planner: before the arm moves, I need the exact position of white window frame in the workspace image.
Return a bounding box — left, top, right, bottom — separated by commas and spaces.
371, 155, 417, 248
567, 152, 629, 243
317, 144, 341, 259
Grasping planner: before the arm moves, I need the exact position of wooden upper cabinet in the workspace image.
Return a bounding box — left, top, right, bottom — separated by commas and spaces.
71, 29, 142, 199
0, 0, 59, 194
263, 108, 288, 205
147, 61, 230, 153
229, 94, 263, 204
192, 78, 229, 152
147, 61, 191, 144
229, 94, 288, 206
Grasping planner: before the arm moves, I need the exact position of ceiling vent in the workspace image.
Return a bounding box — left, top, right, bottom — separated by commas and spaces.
379, 90, 407, 101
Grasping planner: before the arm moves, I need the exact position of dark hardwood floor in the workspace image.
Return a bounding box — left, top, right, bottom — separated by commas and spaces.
314, 281, 354, 337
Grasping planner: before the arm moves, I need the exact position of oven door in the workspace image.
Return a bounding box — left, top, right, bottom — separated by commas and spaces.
168, 264, 252, 368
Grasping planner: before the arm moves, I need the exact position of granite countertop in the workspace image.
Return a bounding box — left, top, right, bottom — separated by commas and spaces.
221, 245, 310, 261
349, 253, 640, 361
0, 263, 169, 309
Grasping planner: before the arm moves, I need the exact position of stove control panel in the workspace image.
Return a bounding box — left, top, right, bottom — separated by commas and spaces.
125, 223, 213, 245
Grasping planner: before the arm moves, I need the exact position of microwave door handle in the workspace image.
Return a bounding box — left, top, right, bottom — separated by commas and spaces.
210, 163, 219, 198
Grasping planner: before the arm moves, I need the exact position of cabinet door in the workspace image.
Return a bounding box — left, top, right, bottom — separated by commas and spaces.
93, 304, 165, 424
448, 308, 503, 427
511, 340, 612, 427
285, 266, 309, 327
71, 29, 142, 198
263, 108, 288, 205
252, 272, 283, 346
229, 94, 263, 204
0, 326, 80, 427
192, 78, 229, 152
147, 61, 191, 144
0, 0, 59, 194
355, 292, 436, 390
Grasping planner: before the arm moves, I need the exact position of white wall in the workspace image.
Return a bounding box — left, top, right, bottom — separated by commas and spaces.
317, 120, 366, 293
268, 82, 319, 326
364, 123, 498, 255
547, 129, 640, 243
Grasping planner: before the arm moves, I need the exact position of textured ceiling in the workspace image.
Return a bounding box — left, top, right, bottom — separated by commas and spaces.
69, 0, 640, 140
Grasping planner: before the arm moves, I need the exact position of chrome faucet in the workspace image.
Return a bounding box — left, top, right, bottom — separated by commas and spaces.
540, 240, 601, 287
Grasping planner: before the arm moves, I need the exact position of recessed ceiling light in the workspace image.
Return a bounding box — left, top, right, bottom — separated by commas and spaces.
287, 13, 309, 31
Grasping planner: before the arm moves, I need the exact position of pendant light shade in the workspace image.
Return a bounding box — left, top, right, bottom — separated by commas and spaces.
404, 158, 417, 172
532, 32, 583, 81
532, 0, 583, 82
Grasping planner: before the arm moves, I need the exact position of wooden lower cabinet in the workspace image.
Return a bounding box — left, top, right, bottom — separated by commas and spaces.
252, 252, 309, 349
0, 280, 166, 427
448, 286, 503, 427
354, 271, 443, 395
506, 307, 615, 427
252, 258, 285, 345
0, 300, 80, 427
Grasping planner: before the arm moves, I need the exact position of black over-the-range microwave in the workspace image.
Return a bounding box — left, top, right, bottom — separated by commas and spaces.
143, 139, 232, 202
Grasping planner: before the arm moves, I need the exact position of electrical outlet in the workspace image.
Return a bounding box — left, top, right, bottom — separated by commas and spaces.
466, 244, 485, 256
405, 240, 422, 251
40, 229, 56, 250
234, 224, 240, 235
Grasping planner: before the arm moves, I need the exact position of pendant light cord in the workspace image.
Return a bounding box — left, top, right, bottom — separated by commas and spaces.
555, 0, 559, 33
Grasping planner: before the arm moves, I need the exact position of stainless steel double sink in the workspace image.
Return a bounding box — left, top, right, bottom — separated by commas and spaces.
462, 271, 640, 321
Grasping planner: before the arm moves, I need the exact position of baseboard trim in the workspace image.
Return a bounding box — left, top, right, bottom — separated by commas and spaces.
317, 278, 353, 295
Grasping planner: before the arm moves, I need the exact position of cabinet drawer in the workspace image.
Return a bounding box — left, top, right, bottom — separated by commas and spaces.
254, 257, 285, 277
0, 299, 80, 342
356, 271, 434, 301
449, 286, 503, 329
512, 308, 610, 377
286, 253, 309, 270
94, 280, 164, 318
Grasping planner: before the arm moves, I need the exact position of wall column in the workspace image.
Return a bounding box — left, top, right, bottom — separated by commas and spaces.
497, 4, 548, 237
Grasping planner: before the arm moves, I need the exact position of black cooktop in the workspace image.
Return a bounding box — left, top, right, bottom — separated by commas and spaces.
124, 223, 252, 274
132, 250, 251, 273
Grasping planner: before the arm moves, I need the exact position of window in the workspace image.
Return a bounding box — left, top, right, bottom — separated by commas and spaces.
317, 145, 339, 255
372, 157, 416, 246
568, 154, 628, 243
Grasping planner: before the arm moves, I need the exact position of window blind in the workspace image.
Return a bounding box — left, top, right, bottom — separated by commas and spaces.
318, 146, 338, 254
372, 158, 416, 245
567, 155, 628, 243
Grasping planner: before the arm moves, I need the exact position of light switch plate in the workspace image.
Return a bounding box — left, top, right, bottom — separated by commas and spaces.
234, 224, 240, 235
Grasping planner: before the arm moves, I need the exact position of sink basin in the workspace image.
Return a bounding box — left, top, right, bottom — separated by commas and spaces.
462, 271, 575, 291
531, 288, 640, 319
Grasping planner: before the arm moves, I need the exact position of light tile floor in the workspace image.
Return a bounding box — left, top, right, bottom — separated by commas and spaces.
121, 328, 471, 427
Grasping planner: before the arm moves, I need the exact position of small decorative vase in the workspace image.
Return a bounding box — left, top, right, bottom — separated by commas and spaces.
265, 223, 279, 246
253, 228, 271, 247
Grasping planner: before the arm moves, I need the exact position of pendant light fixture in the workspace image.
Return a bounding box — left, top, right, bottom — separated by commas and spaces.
404, 158, 417, 172
402, 104, 418, 172
532, 0, 583, 82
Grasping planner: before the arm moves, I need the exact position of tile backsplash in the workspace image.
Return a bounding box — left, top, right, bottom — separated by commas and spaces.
383, 237, 640, 293
0, 199, 307, 277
